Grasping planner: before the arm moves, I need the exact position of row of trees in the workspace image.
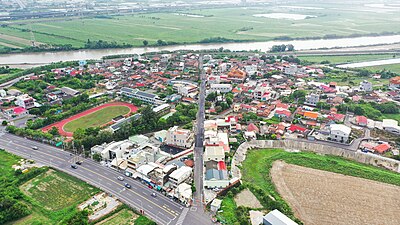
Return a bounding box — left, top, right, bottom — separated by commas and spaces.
27, 94, 107, 130
85, 39, 133, 49
337, 101, 399, 120
270, 44, 295, 52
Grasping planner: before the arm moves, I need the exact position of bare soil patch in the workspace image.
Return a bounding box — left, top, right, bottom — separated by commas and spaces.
271, 160, 400, 225
234, 188, 263, 208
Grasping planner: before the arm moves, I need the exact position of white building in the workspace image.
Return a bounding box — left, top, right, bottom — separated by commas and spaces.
90, 140, 133, 161
263, 209, 298, 225
175, 183, 192, 207
329, 124, 351, 143
165, 126, 194, 148
359, 80, 373, 92
168, 166, 192, 188
244, 64, 258, 75
178, 85, 198, 96
204, 146, 225, 162
121, 87, 165, 105
382, 119, 400, 135
305, 93, 319, 106
15, 94, 35, 109
209, 84, 232, 93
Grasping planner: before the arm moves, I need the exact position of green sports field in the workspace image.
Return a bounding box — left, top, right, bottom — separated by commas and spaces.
1, 1, 400, 50
63, 105, 130, 132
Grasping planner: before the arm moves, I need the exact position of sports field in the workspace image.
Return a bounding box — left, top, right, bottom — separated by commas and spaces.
1, 2, 399, 49
63, 105, 130, 132
42, 102, 138, 137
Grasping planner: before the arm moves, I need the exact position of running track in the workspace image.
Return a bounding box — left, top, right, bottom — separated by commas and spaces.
42, 102, 138, 137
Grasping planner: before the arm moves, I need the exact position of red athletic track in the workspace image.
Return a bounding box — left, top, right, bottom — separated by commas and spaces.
42, 102, 138, 137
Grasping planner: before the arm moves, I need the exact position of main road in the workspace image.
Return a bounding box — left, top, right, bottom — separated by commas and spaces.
193, 55, 206, 211
0, 133, 211, 225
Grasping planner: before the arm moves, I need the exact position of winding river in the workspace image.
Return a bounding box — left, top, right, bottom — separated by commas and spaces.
0, 35, 400, 66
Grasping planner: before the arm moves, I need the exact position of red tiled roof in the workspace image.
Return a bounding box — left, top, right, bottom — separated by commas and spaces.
247, 123, 259, 132
373, 143, 391, 154
356, 116, 368, 124
217, 161, 227, 170
288, 124, 306, 133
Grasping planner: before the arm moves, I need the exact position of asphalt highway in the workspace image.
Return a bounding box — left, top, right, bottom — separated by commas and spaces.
0, 133, 210, 225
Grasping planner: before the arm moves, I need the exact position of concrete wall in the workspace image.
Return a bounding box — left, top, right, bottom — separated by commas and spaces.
231, 139, 400, 179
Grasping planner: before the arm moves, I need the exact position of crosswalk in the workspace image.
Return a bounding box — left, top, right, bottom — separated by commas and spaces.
175, 208, 189, 225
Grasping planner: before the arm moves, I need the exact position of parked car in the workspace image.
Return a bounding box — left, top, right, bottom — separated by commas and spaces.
32, 146, 38, 150
71, 164, 78, 169
124, 183, 131, 189
117, 176, 124, 181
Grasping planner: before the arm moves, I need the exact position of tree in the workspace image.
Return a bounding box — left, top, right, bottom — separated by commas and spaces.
2, 120, 7, 126
143, 40, 149, 46
49, 126, 59, 136
92, 153, 102, 162
287, 44, 295, 51
206, 92, 217, 102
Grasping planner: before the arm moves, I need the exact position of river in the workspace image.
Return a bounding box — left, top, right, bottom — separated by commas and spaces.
1, 35, 400, 66
337, 58, 400, 68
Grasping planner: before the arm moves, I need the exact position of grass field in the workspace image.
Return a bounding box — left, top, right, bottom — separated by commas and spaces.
21, 169, 98, 211
223, 148, 400, 223
63, 105, 130, 132
299, 54, 397, 65
363, 63, 400, 73
1, 1, 399, 49
217, 197, 238, 225
96, 208, 138, 225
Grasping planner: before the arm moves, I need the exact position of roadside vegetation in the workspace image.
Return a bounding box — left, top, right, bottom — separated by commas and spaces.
218, 148, 400, 224
0, 150, 155, 224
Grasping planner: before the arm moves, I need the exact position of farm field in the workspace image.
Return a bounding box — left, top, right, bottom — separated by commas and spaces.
298, 54, 397, 65
20, 169, 98, 211
235, 149, 400, 223
63, 105, 131, 132
271, 161, 400, 225
1, 150, 155, 225
1, 2, 400, 50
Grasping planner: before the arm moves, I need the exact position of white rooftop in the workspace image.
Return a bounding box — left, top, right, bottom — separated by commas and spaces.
330, 124, 351, 135
169, 166, 192, 180
263, 209, 298, 225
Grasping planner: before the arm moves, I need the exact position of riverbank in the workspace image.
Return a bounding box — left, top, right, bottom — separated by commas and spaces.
1, 35, 400, 67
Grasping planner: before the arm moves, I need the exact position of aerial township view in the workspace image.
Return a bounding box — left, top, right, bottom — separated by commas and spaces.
0, 0, 399, 225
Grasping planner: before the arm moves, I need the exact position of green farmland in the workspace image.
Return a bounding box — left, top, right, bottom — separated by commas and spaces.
299, 54, 398, 65
1, 1, 400, 50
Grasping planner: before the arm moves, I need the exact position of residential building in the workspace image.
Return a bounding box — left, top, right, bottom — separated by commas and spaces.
168, 166, 192, 188
209, 84, 232, 93
305, 93, 319, 106
204, 146, 225, 162
90, 140, 133, 161
165, 126, 194, 148
61, 86, 80, 96
178, 85, 198, 96
227, 68, 247, 83
263, 209, 298, 225
389, 76, 400, 90
303, 111, 318, 120
121, 87, 165, 105
174, 183, 192, 207
204, 160, 229, 188
210, 199, 222, 212
356, 116, 368, 127
329, 124, 351, 143
382, 119, 400, 134
359, 80, 373, 92
15, 94, 35, 109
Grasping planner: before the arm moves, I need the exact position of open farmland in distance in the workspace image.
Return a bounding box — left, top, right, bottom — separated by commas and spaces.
1, 1, 400, 50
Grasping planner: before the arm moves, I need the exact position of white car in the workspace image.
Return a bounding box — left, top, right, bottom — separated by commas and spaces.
117, 176, 124, 181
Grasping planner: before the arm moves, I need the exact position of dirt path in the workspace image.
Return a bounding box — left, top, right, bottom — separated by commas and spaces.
271, 160, 400, 225
234, 188, 263, 208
